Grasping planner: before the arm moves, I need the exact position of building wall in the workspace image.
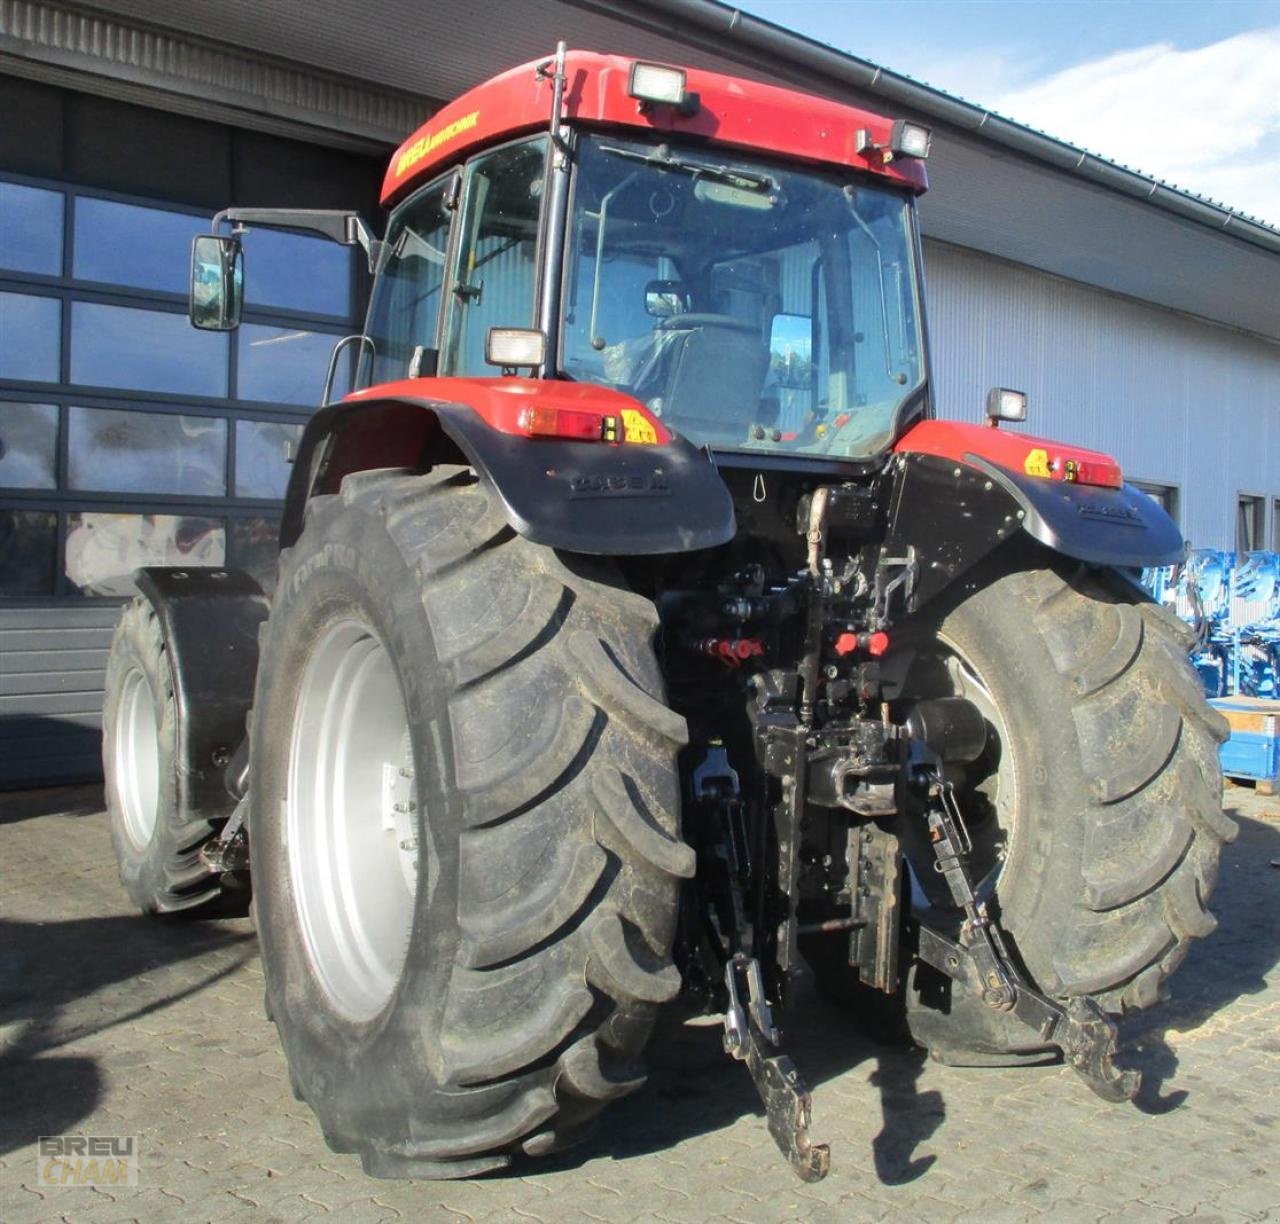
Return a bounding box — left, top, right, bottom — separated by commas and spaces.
0, 75, 385, 788
924, 239, 1280, 551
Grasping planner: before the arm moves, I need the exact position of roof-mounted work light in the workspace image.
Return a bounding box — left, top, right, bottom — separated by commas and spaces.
856, 119, 932, 163
890, 120, 932, 159
628, 61, 699, 116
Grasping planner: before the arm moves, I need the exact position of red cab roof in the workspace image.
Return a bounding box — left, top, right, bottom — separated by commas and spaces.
381, 49, 928, 206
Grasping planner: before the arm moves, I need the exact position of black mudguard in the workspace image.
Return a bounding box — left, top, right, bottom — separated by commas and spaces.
134, 567, 269, 820
281, 395, 737, 555
883, 452, 1183, 613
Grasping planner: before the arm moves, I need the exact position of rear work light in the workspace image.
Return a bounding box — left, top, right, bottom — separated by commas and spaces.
486, 327, 546, 369
857, 119, 932, 163
986, 387, 1028, 425
889, 120, 932, 159
628, 61, 699, 116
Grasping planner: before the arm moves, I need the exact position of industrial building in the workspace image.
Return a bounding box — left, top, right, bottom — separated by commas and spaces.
2, 0, 1279, 788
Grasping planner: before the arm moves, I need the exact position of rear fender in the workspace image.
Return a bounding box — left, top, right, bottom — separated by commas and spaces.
133, 567, 269, 820
884, 428, 1182, 613
282, 388, 737, 555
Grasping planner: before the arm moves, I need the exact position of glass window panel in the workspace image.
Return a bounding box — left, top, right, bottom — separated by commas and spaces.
244, 229, 353, 318
0, 182, 64, 276
235, 418, 302, 499
0, 402, 58, 489
1132, 481, 1179, 525
72, 197, 204, 294
0, 291, 61, 382
237, 324, 344, 405
65, 512, 225, 597
1238, 495, 1265, 554
0, 509, 57, 595
229, 516, 281, 594
70, 302, 227, 396
444, 139, 546, 377
361, 179, 451, 386
68, 406, 226, 496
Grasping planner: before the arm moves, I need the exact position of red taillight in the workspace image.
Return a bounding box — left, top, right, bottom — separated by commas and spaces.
1063, 458, 1123, 489
1023, 445, 1123, 489
517, 405, 619, 442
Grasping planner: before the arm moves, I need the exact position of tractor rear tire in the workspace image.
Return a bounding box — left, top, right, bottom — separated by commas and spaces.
817, 553, 1234, 1063
103, 597, 235, 914
249, 465, 692, 1177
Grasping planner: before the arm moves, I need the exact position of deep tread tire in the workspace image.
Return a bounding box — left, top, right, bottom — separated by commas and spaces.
250, 466, 689, 1176
103, 598, 229, 914
818, 555, 1233, 1062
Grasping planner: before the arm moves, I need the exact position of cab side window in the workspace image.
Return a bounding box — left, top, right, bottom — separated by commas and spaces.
442, 138, 547, 376
360, 176, 453, 386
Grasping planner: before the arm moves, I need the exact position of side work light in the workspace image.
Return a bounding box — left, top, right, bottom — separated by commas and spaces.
485, 327, 547, 370
628, 61, 699, 116
986, 387, 1028, 427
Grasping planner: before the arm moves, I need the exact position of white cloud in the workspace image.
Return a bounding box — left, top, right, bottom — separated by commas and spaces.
990, 29, 1280, 226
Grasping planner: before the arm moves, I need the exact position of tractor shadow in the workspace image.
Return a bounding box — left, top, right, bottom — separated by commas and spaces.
541, 979, 944, 1186
0, 912, 255, 1156
1118, 804, 1280, 1115
0, 782, 106, 826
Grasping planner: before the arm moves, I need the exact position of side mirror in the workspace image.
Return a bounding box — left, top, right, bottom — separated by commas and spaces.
985, 387, 1027, 428
769, 313, 813, 388
644, 280, 689, 318
189, 234, 243, 331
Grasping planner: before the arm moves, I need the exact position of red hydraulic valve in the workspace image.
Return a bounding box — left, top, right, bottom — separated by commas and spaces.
699, 637, 765, 668
833, 631, 890, 658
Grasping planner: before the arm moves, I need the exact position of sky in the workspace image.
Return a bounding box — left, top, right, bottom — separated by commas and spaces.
735, 0, 1280, 226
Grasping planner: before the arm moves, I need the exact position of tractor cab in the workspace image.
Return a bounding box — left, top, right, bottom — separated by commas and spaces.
362, 119, 927, 461
191, 48, 933, 467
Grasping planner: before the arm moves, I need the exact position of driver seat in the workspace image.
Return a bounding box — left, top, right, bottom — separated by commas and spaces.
655, 314, 770, 444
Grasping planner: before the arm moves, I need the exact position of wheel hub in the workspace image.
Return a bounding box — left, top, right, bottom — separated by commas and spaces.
287, 618, 419, 1021
114, 667, 161, 848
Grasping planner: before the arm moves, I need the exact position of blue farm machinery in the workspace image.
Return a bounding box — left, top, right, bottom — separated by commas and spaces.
1144, 550, 1280, 791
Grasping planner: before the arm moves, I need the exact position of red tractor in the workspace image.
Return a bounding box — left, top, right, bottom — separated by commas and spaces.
103, 47, 1232, 1181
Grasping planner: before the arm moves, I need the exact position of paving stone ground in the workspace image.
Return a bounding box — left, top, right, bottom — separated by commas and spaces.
1, 784, 1277, 1223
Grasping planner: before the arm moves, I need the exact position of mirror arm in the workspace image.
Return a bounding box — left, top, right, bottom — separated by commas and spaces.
210, 208, 383, 273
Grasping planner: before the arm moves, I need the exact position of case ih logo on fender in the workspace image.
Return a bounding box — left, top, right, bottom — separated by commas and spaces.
1077, 501, 1142, 527
567, 471, 671, 500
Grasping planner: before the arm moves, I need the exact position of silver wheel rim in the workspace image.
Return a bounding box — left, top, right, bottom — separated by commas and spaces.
287, 618, 419, 1021
115, 667, 161, 848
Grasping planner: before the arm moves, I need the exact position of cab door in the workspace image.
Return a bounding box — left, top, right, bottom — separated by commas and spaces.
440, 137, 548, 376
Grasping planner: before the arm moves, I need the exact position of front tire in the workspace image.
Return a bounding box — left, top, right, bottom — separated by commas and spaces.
250, 466, 692, 1177
103, 598, 231, 914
